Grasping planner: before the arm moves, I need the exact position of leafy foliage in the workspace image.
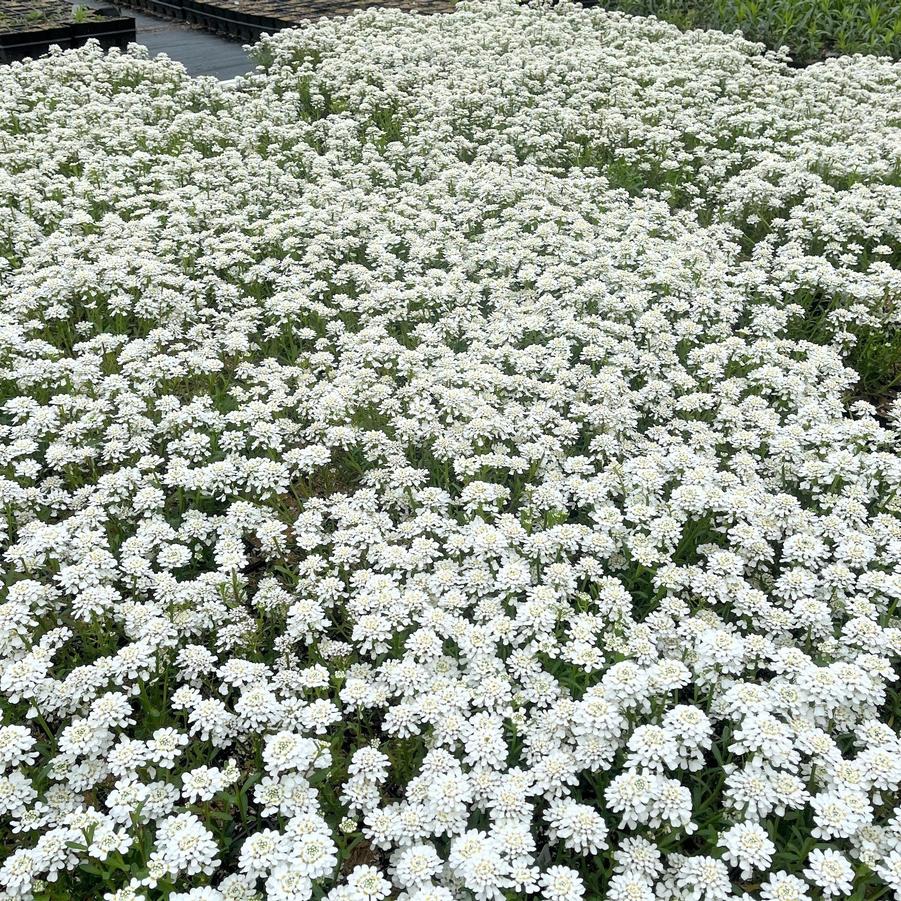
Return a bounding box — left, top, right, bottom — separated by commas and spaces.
599, 0, 901, 63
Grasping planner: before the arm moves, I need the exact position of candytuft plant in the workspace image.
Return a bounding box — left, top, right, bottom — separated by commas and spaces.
0, 3, 900, 900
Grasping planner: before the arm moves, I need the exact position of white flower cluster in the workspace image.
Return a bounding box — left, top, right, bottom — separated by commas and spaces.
0, 2, 899, 899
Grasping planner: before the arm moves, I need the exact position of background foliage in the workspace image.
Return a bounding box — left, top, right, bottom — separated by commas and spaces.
595, 0, 901, 62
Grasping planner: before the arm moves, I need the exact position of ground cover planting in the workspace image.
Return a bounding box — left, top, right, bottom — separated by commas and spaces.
0, 1, 900, 898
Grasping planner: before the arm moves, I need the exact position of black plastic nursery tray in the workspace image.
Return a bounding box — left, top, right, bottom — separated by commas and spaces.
120, 0, 455, 40
0, 1, 135, 62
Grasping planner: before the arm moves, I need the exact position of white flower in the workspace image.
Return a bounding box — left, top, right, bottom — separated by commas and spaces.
760, 871, 813, 901
292, 830, 338, 880
345, 864, 392, 901
265, 864, 313, 901
263, 732, 321, 777
607, 871, 655, 901
718, 822, 776, 879
391, 842, 442, 889
181, 765, 227, 804
875, 851, 901, 897
804, 848, 854, 897
546, 799, 609, 855
538, 865, 585, 901
0, 726, 38, 771
237, 829, 287, 881
151, 813, 220, 880
671, 856, 732, 901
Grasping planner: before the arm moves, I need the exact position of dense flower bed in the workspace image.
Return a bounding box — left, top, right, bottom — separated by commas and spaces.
1, 2, 900, 899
